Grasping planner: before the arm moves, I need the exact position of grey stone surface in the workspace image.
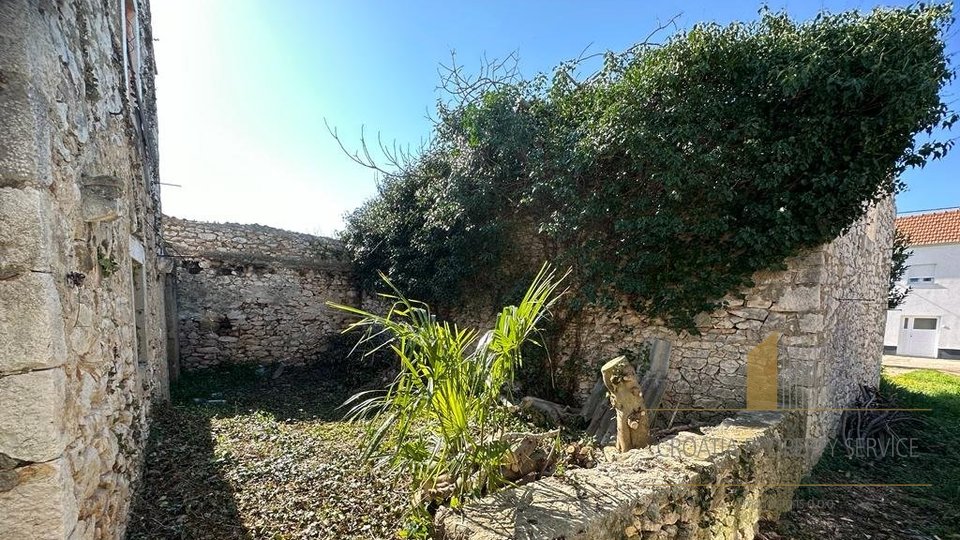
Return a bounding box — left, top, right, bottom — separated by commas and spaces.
0, 272, 67, 373
774, 285, 822, 313
437, 412, 804, 540
0, 187, 52, 278
0, 369, 68, 462
0, 458, 78, 540
165, 217, 357, 371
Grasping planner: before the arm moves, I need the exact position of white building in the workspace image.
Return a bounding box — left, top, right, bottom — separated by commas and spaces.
885, 208, 960, 358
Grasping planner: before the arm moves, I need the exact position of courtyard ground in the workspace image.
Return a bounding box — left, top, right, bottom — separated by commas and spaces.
882, 354, 960, 377
126, 364, 408, 540
128, 365, 959, 539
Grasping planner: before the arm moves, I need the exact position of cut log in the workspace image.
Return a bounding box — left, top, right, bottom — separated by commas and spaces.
601, 355, 651, 452
519, 396, 575, 427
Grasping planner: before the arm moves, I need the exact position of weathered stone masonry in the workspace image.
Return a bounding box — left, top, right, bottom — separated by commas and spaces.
164, 217, 358, 371
1, 1, 169, 539
438, 202, 895, 539
560, 201, 894, 453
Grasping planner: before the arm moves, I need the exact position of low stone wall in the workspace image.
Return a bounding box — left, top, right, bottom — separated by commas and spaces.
437, 411, 805, 540
165, 217, 359, 371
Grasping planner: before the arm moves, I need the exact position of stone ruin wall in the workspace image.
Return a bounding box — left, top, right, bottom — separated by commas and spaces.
164, 217, 359, 371
438, 202, 894, 539
446, 201, 893, 463
1, 1, 169, 539
560, 200, 893, 458
438, 411, 806, 540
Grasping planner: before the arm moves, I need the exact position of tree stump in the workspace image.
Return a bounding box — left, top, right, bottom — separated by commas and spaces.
601, 355, 650, 451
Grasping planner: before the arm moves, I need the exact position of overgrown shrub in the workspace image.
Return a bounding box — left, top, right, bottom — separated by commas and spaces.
328, 265, 565, 531
340, 6, 955, 330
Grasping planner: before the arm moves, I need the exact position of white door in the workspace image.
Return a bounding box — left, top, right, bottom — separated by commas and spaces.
897, 316, 940, 358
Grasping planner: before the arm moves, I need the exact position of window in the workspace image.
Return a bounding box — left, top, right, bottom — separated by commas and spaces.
130, 237, 148, 367
913, 318, 938, 330
122, 0, 143, 108
906, 264, 936, 286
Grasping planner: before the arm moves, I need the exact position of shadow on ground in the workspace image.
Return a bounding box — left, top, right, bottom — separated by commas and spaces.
127, 403, 250, 539
127, 362, 406, 540
760, 369, 960, 540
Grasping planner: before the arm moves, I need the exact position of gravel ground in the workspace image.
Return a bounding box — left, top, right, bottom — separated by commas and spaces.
127, 364, 408, 540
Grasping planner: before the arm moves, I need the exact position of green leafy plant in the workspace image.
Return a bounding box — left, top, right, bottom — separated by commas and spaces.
888, 229, 913, 309
339, 5, 955, 332
97, 248, 119, 277
328, 264, 566, 525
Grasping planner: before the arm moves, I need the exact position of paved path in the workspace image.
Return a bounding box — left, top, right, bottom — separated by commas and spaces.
882, 354, 960, 376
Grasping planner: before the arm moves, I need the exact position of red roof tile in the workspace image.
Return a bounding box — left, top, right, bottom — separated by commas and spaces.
896, 209, 960, 246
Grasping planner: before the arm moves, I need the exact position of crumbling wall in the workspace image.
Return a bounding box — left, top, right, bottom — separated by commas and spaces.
434, 202, 893, 538
437, 411, 805, 540
554, 202, 893, 449
0, 1, 169, 539
164, 217, 359, 370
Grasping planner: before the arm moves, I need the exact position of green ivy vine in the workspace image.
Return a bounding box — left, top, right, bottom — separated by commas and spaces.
340, 6, 956, 330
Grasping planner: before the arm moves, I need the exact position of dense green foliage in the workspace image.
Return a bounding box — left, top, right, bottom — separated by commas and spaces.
341, 6, 955, 329
329, 266, 565, 529
888, 229, 913, 309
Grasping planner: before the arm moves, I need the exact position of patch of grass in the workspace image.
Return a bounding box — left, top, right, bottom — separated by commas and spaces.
169, 364, 261, 403
765, 369, 960, 539
881, 370, 960, 521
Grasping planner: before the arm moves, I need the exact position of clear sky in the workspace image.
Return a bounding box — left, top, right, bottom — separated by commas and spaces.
152, 1, 959, 236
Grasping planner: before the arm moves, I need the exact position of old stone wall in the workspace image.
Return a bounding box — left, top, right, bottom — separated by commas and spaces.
0, 1, 169, 539
435, 199, 896, 540
552, 201, 893, 455
164, 217, 359, 371
444, 202, 892, 461
438, 411, 806, 540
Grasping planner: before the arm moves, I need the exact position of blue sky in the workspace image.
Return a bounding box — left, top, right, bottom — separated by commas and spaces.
152, 1, 959, 235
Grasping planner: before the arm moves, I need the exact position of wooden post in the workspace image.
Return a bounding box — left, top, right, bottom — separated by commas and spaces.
601, 356, 650, 451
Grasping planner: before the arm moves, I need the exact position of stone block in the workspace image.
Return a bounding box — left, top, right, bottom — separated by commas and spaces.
0, 272, 66, 373
745, 298, 773, 309
786, 346, 821, 362
0, 458, 78, 540
0, 187, 52, 278
0, 368, 68, 462
80, 175, 124, 223
773, 285, 821, 312
794, 267, 823, 284
799, 314, 824, 333
728, 308, 768, 321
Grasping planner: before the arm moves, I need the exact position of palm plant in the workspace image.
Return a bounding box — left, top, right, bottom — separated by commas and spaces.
328, 264, 566, 517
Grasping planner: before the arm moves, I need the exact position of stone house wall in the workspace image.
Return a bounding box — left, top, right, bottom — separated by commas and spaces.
164, 217, 359, 371
1, 1, 169, 539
